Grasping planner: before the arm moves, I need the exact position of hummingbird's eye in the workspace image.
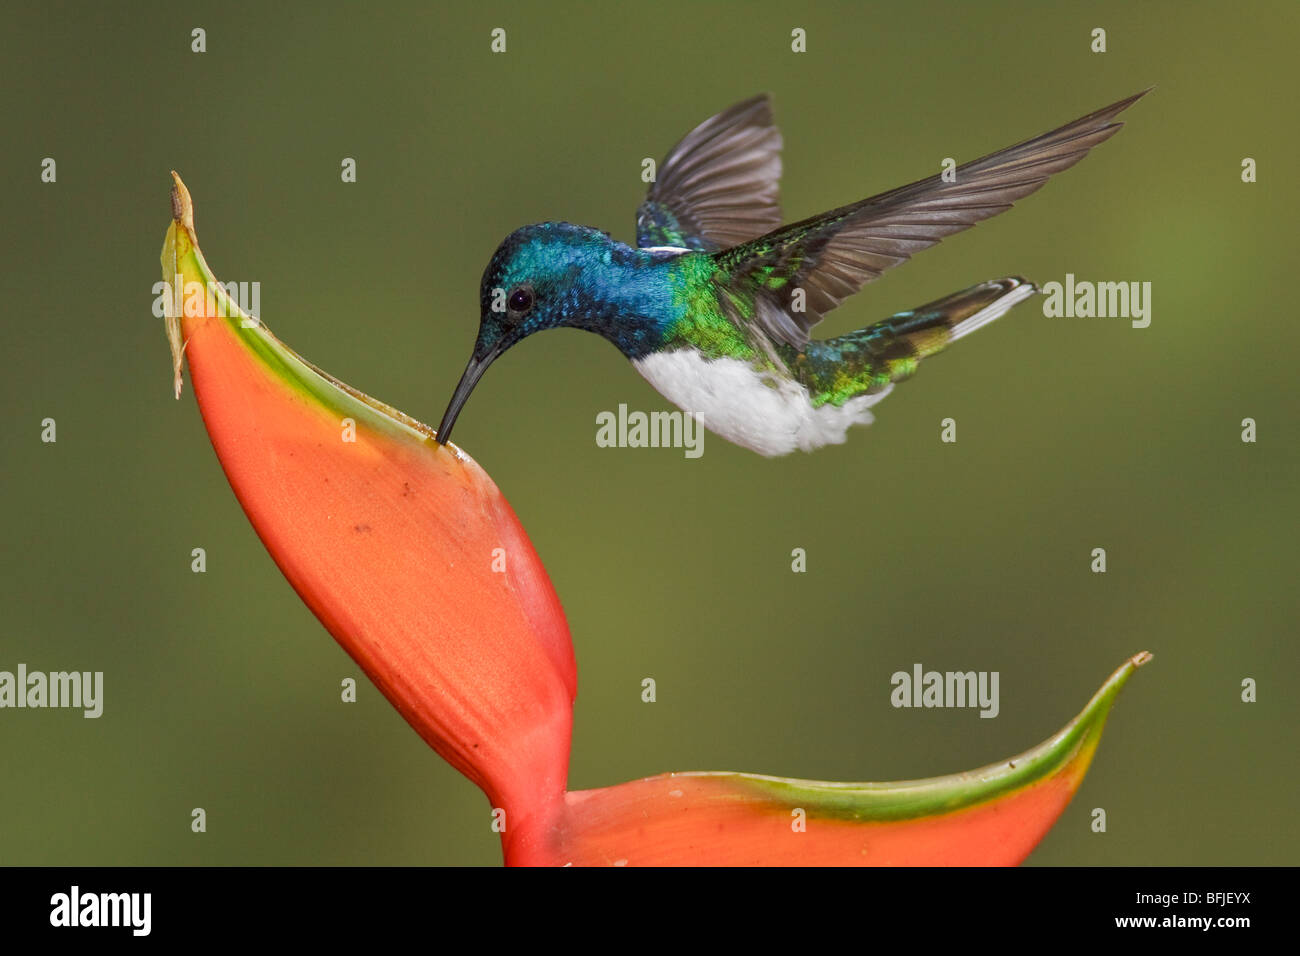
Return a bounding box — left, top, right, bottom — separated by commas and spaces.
507, 286, 534, 314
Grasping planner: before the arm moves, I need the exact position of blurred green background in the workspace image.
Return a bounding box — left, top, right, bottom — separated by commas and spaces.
2, 1, 1296, 866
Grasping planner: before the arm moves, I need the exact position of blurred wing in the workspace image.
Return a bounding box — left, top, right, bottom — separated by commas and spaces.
636, 94, 783, 251
715, 89, 1150, 348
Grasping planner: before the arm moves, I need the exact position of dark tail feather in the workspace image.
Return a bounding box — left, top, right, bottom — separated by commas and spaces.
789, 278, 1037, 404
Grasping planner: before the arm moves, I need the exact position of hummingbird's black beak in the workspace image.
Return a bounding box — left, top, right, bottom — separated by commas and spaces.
436, 348, 499, 446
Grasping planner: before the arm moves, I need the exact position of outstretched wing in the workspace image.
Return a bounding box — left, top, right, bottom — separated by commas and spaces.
636, 94, 784, 252
714, 89, 1151, 349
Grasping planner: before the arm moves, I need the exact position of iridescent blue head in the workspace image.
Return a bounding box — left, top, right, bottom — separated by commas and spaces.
436, 221, 676, 444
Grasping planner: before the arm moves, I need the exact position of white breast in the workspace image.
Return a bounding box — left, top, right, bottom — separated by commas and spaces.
632, 350, 892, 457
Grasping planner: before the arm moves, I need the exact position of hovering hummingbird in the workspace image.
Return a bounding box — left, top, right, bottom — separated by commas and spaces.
437, 90, 1147, 456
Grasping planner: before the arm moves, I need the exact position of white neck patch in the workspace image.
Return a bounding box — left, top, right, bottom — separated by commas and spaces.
632, 350, 891, 457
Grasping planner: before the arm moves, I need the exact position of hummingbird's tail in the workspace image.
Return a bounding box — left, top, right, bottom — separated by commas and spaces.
786, 277, 1037, 407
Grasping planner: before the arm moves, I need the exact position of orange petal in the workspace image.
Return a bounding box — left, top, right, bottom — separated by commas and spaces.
162, 174, 575, 838
520, 653, 1151, 865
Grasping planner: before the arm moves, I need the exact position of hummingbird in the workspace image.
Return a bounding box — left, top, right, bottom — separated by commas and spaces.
436, 90, 1147, 456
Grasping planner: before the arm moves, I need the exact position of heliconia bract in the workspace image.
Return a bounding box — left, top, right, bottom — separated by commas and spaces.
162, 172, 1149, 866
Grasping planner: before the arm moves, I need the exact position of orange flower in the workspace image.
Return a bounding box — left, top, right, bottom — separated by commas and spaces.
163, 173, 1149, 866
